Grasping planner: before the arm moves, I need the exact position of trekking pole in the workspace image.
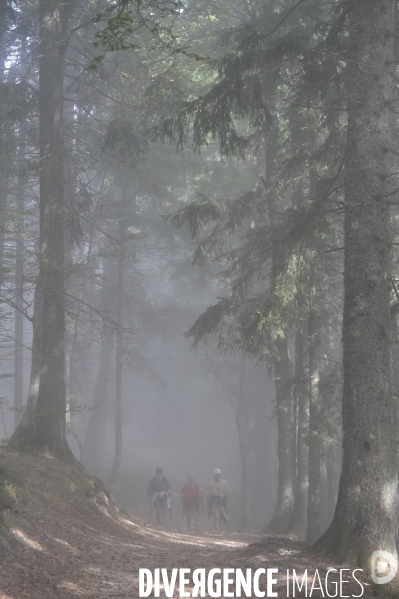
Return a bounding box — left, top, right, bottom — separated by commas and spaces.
168, 493, 173, 528
148, 500, 153, 525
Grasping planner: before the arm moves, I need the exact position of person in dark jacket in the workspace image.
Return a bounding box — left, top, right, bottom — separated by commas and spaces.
147, 467, 172, 525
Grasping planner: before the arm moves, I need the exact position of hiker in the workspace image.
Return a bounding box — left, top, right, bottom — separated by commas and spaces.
180, 475, 204, 533
147, 467, 172, 526
207, 468, 231, 532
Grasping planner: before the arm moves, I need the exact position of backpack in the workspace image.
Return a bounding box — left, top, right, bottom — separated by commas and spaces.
184, 484, 199, 501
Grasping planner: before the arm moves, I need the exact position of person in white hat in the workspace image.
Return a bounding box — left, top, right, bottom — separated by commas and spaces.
207, 468, 231, 532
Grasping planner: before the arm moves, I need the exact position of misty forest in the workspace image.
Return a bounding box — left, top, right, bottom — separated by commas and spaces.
0, 0, 399, 597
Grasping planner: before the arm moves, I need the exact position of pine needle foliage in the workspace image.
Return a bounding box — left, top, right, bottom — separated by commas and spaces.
162, 0, 350, 363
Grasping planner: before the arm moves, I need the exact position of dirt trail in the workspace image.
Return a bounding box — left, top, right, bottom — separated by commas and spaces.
0, 447, 395, 598
0, 508, 380, 599
0, 501, 272, 599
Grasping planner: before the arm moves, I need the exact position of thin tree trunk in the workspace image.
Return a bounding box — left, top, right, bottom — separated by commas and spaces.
288, 168, 309, 540
83, 258, 116, 470
65, 326, 83, 462
290, 329, 309, 540
0, 0, 8, 288
320, 460, 328, 534
84, 326, 115, 470
315, 0, 398, 567
64, 193, 99, 463
10, 277, 43, 447
266, 337, 295, 533
14, 129, 25, 429
325, 441, 339, 527
323, 330, 341, 529
236, 353, 251, 532
108, 220, 126, 486
264, 80, 295, 532
306, 284, 321, 543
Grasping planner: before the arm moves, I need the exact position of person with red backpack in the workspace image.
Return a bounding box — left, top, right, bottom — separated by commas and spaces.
180, 475, 204, 533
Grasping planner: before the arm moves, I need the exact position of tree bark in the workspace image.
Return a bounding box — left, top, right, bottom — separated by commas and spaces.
290, 329, 309, 540
14, 129, 25, 429
0, 0, 8, 288
236, 353, 251, 532
262, 77, 295, 533
325, 439, 340, 527
34, 0, 72, 456
83, 326, 115, 470
83, 258, 116, 470
10, 277, 43, 447
323, 330, 342, 529
306, 285, 321, 543
266, 336, 295, 533
9, 3, 73, 451
108, 220, 126, 486
314, 0, 398, 567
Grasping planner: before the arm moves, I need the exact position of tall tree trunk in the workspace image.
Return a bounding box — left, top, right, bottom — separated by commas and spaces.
264, 78, 295, 532
34, 0, 72, 456
14, 129, 25, 429
108, 220, 126, 486
66, 210, 98, 463
314, 0, 398, 567
266, 337, 295, 533
10, 277, 42, 447
65, 340, 83, 461
306, 285, 321, 543
323, 330, 342, 529
288, 167, 309, 540
290, 329, 309, 540
325, 439, 340, 527
83, 258, 116, 470
0, 0, 8, 288
83, 326, 115, 470
236, 353, 251, 532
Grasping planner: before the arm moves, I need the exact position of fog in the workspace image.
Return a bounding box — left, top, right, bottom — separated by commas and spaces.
0, 251, 279, 531
1, 1, 397, 565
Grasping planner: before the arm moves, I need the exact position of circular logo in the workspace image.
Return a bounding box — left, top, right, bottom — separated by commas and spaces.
371, 551, 398, 585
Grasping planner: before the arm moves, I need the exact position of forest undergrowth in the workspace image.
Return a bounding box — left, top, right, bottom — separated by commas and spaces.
0, 444, 396, 599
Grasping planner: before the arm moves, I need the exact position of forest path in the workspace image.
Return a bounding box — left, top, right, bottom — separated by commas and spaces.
0, 445, 388, 599
1, 508, 377, 599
